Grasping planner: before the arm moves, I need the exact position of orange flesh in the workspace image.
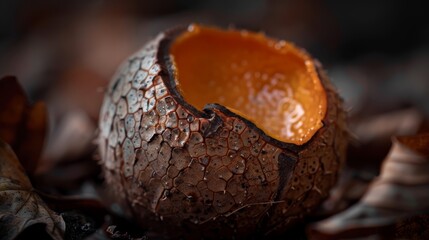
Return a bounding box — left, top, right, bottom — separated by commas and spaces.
170, 25, 327, 145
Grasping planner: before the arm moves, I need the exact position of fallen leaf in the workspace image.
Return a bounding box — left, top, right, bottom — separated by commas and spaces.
0, 139, 65, 240
318, 168, 374, 216
396, 133, 429, 156
42, 110, 95, 165
0, 76, 47, 175
308, 133, 429, 239
347, 108, 424, 174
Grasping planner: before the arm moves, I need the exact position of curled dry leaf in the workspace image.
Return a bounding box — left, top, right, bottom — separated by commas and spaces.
319, 168, 374, 216
347, 108, 424, 174
0, 140, 65, 240
35, 110, 100, 190
0, 76, 47, 175
318, 109, 425, 218
41, 110, 95, 167
308, 133, 429, 239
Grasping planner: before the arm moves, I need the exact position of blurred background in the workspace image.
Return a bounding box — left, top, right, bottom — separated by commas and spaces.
0, 0, 428, 180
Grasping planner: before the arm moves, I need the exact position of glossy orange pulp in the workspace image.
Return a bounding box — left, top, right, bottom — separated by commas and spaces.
170, 25, 327, 145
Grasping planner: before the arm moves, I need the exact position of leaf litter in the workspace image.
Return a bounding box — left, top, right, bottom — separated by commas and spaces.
0, 139, 65, 240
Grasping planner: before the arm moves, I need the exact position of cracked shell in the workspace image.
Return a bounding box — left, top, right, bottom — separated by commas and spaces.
98, 24, 348, 239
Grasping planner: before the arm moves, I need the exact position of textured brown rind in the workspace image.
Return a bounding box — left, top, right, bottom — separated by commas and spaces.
98, 26, 348, 239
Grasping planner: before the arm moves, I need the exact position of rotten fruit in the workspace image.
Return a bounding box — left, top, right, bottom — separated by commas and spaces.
98, 24, 348, 238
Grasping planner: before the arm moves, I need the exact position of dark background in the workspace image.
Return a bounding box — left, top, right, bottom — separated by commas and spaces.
0, 0, 428, 148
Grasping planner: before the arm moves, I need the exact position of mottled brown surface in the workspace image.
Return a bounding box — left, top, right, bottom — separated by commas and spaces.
98, 26, 348, 239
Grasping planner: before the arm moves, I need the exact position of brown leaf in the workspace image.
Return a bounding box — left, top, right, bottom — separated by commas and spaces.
39, 110, 96, 174
318, 168, 374, 216
0, 139, 65, 240
0, 76, 27, 146
308, 133, 429, 239
0, 76, 47, 175
396, 133, 429, 156
347, 108, 424, 174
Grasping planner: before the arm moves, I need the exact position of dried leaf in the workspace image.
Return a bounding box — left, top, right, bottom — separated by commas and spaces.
319, 168, 374, 216
39, 110, 96, 174
396, 133, 429, 156
0, 139, 65, 240
0, 76, 47, 175
308, 133, 429, 239
0, 76, 27, 146
347, 108, 424, 174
